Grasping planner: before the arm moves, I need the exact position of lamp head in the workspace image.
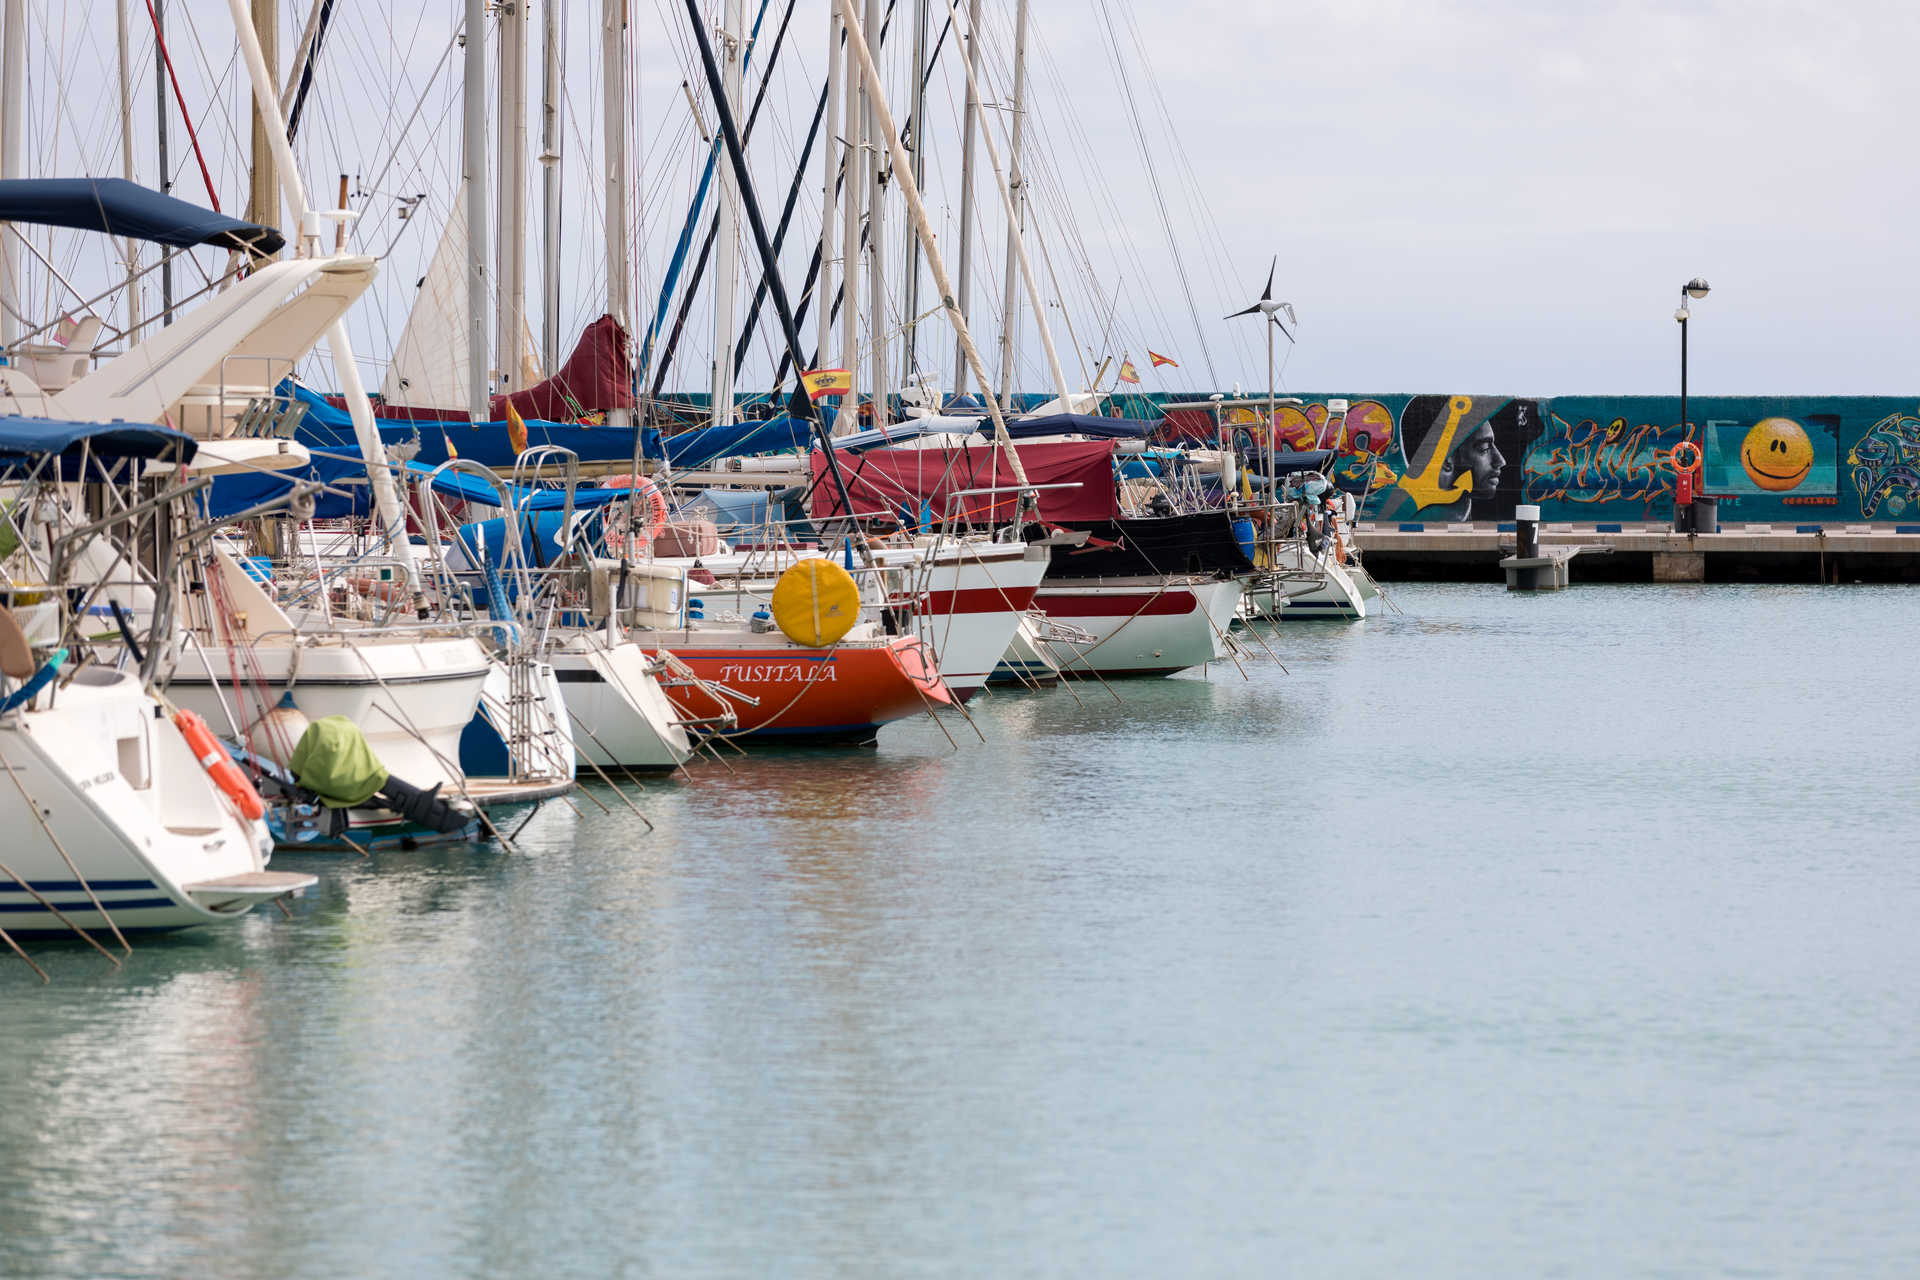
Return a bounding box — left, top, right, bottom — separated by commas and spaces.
1674, 306, 1690, 323
1685, 277, 1711, 300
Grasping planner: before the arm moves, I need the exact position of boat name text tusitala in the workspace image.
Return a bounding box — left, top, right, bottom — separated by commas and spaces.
715, 663, 839, 683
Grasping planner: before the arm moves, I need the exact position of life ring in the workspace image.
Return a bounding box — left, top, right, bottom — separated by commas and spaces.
346, 576, 408, 603
1670, 441, 1702, 473
172, 708, 266, 822
599, 475, 670, 557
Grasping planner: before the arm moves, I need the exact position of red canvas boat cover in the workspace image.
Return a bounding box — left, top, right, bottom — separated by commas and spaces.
491, 313, 635, 421
810, 439, 1118, 524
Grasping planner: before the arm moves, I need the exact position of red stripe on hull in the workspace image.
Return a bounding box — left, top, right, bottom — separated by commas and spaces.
1033, 588, 1199, 617
905, 585, 1040, 616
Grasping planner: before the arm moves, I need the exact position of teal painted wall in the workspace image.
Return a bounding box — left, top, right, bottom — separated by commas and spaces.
1149, 393, 1920, 526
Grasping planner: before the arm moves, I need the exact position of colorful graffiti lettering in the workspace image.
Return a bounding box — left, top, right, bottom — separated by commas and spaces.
1847, 410, 1920, 518
1524, 413, 1691, 516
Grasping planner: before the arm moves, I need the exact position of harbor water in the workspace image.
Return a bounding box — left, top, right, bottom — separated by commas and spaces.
3, 583, 1917, 1276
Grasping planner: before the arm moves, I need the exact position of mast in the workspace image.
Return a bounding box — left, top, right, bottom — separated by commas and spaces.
602, 0, 632, 425
1, 0, 27, 347
947, 0, 981, 399
680, 0, 867, 552
898, 0, 926, 391
837, 3, 863, 434
995, 0, 1028, 405
540, 0, 563, 373
836, 0, 1029, 492
939, 0, 1067, 406
280, 0, 326, 120
154, 0, 173, 323
246, 0, 280, 243
814, 5, 842, 374
709, 0, 744, 428
116, 0, 141, 338
862, 0, 887, 425
223, 0, 420, 593
495, 0, 528, 394
462, 0, 490, 419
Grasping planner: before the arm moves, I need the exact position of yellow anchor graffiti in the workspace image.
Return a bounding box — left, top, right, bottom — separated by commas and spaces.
1388, 395, 1478, 511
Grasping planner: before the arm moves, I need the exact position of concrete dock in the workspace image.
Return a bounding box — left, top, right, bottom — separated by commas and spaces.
1355, 522, 1920, 583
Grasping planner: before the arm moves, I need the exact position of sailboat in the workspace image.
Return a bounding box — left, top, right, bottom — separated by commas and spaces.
0, 417, 313, 939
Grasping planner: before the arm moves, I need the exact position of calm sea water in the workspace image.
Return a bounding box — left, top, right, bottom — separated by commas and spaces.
3, 583, 1918, 1277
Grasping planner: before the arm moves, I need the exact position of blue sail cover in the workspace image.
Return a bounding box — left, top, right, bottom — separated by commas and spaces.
659, 416, 810, 469
202, 444, 642, 520
287, 384, 659, 469
1239, 447, 1335, 475
0, 416, 197, 462
0, 178, 284, 255
1003, 414, 1155, 440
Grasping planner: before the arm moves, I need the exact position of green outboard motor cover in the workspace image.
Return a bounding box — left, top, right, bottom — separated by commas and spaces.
287, 715, 390, 809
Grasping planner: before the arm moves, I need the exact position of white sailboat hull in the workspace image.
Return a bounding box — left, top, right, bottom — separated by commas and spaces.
161, 635, 492, 792
550, 640, 693, 771
1034, 577, 1244, 677
0, 669, 299, 935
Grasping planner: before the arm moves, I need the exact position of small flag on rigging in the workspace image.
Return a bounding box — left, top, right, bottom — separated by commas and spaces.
505, 400, 529, 455
1117, 357, 1141, 386
801, 368, 853, 400
1148, 350, 1178, 368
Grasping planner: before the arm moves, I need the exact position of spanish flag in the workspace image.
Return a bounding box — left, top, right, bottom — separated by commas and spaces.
1148, 350, 1178, 368
801, 368, 853, 401
505, 400, 529, 455
1117, 358, 1141, 385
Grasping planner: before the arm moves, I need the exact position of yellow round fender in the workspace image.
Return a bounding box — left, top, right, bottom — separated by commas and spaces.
770, 558, 861, 648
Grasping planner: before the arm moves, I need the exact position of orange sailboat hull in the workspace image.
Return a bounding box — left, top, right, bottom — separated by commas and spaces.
650, 635, 950, 740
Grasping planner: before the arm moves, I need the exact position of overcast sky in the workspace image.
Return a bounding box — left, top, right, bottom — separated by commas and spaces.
11, 0, 1918, 400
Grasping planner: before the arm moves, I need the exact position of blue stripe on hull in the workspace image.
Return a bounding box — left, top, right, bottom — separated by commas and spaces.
0, 896, 180, 913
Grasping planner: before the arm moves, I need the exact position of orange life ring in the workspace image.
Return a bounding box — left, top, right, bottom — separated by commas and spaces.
1670, 441, 1702, 473
173, 708, 267, 822
346, 576, 407, 603
599, 474, 670, 556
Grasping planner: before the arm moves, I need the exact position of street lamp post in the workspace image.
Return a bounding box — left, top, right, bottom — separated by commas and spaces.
1674, 277, 1710, 532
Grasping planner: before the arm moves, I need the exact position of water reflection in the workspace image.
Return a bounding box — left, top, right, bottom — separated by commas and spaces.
5, 585, 1920, 1275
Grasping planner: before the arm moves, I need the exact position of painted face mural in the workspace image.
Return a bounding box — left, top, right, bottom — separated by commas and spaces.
1740, 417, 1814, 490
1373, 395, 1536, 522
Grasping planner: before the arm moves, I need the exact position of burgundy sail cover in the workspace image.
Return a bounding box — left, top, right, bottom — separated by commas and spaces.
810, 439, 1118, 524
490, 313, 635, 421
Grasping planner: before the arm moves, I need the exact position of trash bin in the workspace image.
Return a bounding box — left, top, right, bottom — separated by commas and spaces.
1691, 496, 1719, 534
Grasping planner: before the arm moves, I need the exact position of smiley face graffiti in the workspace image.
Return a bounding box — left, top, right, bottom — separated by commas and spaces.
1741, 417, 1814, 491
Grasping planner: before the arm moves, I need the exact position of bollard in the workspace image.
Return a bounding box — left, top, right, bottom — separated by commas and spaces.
1500, 503, 1598, 590
1515, 504, 1540, 560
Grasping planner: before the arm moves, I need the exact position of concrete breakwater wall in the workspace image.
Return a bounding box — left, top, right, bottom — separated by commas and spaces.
1147, 394, 1920, 529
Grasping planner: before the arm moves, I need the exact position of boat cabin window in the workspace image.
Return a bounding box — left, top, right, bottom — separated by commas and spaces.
117, 733, 151, 790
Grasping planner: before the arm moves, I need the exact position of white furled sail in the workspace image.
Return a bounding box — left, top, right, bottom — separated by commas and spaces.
381, 196, 472, 411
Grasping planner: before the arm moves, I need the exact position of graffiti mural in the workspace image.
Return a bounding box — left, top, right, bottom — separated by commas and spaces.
1704, 414, 1837, 499
1524, 408, 1691, 520
1371, 395, 1539, 523
1848, 409, 1920, 519
1150, 393, 1919, 525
